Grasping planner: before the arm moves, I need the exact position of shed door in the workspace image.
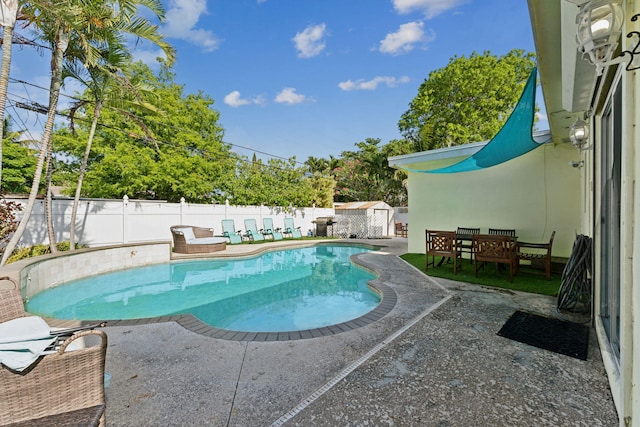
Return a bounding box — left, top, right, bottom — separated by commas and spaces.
373, 209, 389, 237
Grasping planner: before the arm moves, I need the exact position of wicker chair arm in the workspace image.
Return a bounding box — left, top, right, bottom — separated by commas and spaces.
517, 242, 551, 250
58, 329, 108, 354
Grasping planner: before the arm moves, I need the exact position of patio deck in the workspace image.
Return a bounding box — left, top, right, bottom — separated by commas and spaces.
102, 238, 617, 426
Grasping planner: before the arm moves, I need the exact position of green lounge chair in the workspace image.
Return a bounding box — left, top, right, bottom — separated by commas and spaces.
263, 218, 284, 240
283, 217, 302, 239
244, 219, 265, 242
221, 219, 243, 244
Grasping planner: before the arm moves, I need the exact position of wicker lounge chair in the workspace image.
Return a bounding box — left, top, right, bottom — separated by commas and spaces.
244, 219, 265, 242
170, 225, 227, 254
0, 277, 107, 426
263, 218, 284, 240
283, 217, 302, 238
221, 219, 243, 244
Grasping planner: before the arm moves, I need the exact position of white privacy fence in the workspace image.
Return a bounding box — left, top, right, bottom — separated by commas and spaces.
5, 196, 334, 248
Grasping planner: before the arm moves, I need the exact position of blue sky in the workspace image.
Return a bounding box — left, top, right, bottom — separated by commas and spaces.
7, 0, 545, 163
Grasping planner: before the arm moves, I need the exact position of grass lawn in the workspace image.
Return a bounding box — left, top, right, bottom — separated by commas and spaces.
400, 253, 561, 297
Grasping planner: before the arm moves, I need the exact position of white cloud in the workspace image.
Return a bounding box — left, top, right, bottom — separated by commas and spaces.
393, 0, 468, 19
131, 48, 167, 67
224, 91, 250, 107
275, 88, 308, 104
224, 91, 266, 107
163, 0, 220, 52
292, 23, 327, 58
379, 21, 434, 55
338, 76, 410, 91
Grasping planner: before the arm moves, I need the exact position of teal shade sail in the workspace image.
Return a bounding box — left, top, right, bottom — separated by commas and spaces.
407, 67, 547, 174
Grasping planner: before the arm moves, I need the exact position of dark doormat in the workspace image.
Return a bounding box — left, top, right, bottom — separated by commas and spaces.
497, 310, 590, 360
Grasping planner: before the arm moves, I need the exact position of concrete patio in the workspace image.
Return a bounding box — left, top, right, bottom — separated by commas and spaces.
103, 238, 617, 426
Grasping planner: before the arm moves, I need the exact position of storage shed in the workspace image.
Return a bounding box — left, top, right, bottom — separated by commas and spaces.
333, 201, 393, 238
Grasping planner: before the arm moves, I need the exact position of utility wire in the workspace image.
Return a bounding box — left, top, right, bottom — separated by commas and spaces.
8, 77, 308, 167
5, 93, 311, 175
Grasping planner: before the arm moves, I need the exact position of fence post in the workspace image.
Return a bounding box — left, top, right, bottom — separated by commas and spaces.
122, 195, 129, 243
180, 197, 185, 225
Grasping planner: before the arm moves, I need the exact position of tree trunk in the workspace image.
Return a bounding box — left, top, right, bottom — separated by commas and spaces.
70, 101, 101, 250
0, 0, 18, 186
0, 30, 67, 266
44, 137, 57, 253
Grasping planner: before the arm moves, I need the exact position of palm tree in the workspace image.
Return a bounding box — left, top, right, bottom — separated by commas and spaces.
64, 43, 161, 250
0, 0, 20, 185
0, 0, 175, 265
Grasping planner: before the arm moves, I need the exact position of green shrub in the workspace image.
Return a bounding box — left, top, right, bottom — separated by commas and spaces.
6, 242, 86, 264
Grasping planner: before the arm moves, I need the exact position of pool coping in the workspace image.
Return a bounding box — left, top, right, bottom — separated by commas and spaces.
98, 281, 397, 341
46, 240, 399, 341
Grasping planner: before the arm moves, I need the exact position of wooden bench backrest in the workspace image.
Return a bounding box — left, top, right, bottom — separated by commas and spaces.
488, 228, 516, 237
426, 230, 458, 255
473, 234, 517, 263
456, 227, 480, 236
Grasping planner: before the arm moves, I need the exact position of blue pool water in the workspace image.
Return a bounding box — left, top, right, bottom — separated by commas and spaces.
26, 245, 380, 332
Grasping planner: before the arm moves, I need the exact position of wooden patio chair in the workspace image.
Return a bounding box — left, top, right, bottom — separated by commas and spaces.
425, 230, 462, 274
488, 228, 517, 237
456, 226, 480, 263
0, 277, 108, 426
516, 231, 556, 280
395, 222, 408, 237
473, 234, 518, 283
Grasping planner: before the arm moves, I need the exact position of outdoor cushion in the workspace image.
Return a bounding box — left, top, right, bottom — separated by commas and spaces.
0, 316, 56, 371
176, 227, 196, 241
186, 237, 227, 245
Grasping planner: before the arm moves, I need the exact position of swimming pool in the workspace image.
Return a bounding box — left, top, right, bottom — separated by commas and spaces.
26, 245, 382, 333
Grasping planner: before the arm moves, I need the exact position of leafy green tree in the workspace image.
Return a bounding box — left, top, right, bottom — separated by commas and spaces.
303, 156, 337, 208
1, 0, 175, 265
399, 49, 536, 151
63, 42, 162, 249
227, 156, 314, 207
307, 174, 336, 208
333, 138, 410, 206
1, 117, 36, 194
55, 61, 232, 203
304, 156, 329, 175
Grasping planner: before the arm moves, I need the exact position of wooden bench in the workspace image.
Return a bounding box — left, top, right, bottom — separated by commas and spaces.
472, 234, 518, 283
516, 231, 556, 280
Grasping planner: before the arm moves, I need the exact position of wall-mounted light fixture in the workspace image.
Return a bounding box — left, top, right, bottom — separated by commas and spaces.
570, 160, 585, 169
576, 0, 640, 75
569, 118, 590, 150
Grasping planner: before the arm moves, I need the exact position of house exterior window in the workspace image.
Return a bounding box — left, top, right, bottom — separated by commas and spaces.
599, 77, 622, 361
